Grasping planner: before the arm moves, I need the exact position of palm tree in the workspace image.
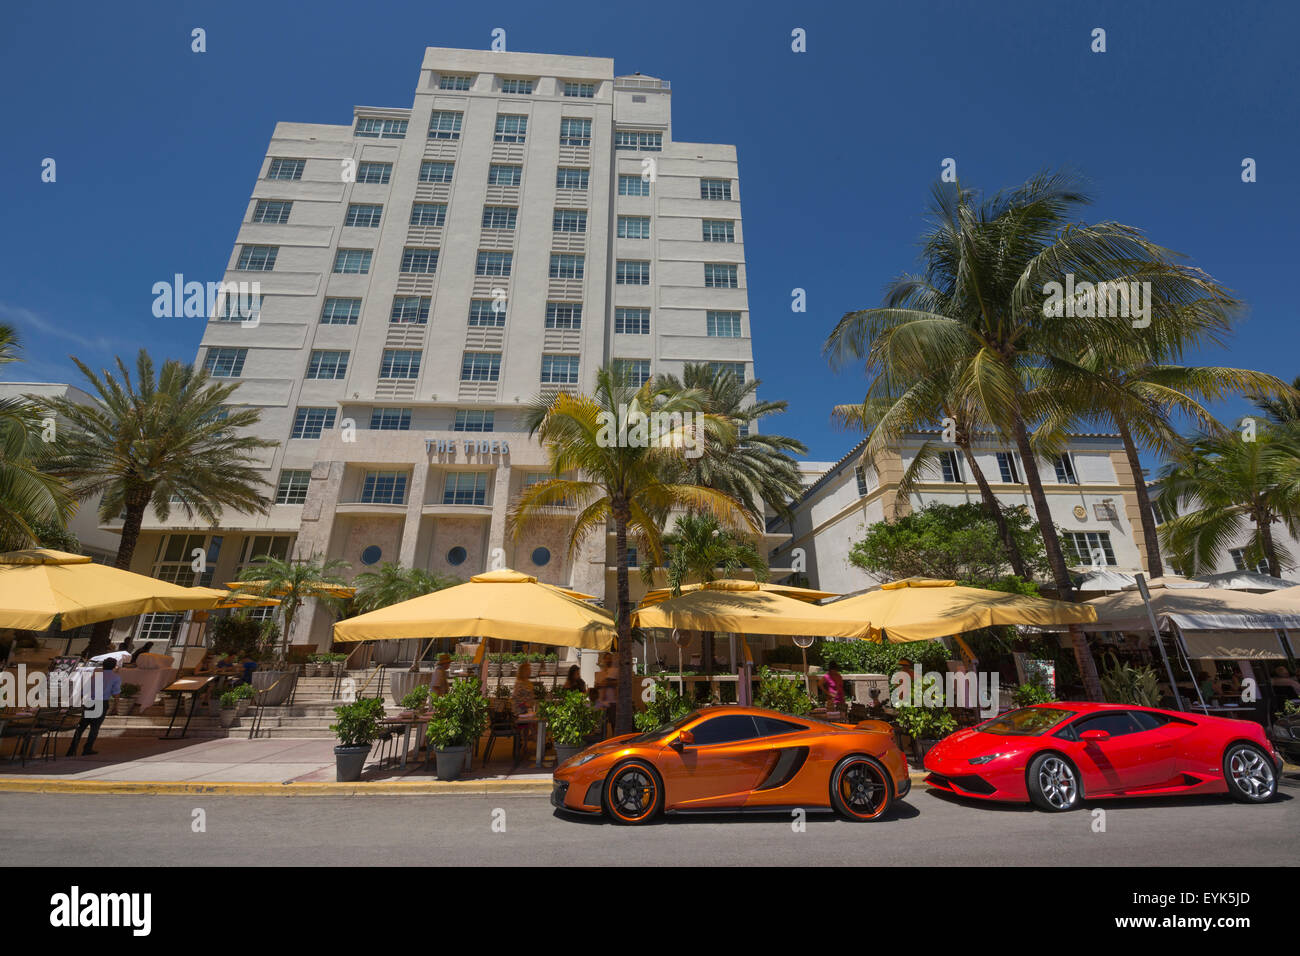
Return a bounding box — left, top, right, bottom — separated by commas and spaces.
235, 554, 352, 656
1253, 374, 1300, 429
1155, 428, 1300, 577
40, 349, 275, 652
508, 366, 758, 733
351, 562, 460, 614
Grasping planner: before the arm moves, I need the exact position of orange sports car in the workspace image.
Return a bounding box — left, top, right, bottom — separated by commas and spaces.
551, 704, 910, 824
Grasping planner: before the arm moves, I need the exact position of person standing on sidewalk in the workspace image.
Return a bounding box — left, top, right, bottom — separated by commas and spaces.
66, 658, 121, 756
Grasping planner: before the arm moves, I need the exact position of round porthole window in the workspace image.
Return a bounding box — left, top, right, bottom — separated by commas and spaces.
360, 545, 382, 566
531, 547, 551, 567
447, 546, 468, 566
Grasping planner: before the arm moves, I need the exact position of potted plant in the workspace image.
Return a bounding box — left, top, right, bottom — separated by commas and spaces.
118, 683, 140, 716
537, 690, 602, 766
894, 703, 957, 761
330, 697, 386, 782
425, 677, 489, 781
218, 690, 239, 728
233, 681, 256, 717
399, 684, 430, 717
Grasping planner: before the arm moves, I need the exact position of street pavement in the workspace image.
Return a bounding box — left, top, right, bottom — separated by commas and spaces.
3, 773, 1296, 866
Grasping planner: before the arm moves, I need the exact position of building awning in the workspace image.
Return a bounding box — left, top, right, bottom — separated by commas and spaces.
1179, 630, 1289, 660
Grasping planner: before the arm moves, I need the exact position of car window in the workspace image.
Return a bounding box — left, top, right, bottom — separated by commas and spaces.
1130, 710, 1169, 731
691, 715, 761, 745
755, 716, 807, 737
1073, 712, 1141, 737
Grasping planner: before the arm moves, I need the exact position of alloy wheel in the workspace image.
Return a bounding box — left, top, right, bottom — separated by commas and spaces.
1038, 756, 1078, 809
1228, 747, 1275, 799
839, 759, 888, 818
609, 766, 657, 821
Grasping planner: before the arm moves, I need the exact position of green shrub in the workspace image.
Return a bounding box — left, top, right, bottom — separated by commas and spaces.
120, 683, 141, 699
893, 673, 958, 740
233, 682, 256, 700
426, 677, 489, 749
1012, 682, 1055, 706
537, 690, 602, 746
1099, 653, 1160, 707
219, 690, 238, 708
818, 639, 951, 674
210, 614, 264, 659
331, 697, 386, 747
399, 684, 430, 710
754, 667, 815, 716
634, 679, 693, 732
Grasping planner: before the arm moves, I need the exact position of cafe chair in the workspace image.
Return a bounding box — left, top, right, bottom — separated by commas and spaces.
483, 709, 522, 764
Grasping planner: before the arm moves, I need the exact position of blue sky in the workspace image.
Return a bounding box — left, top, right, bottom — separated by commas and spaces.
2, 0, 1296, 465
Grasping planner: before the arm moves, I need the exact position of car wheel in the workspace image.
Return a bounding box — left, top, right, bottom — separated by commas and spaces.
1027, 753, 1082, 812
1223, 743, 1277, 803
829, 755, 893, 821
603, 760, 663, 825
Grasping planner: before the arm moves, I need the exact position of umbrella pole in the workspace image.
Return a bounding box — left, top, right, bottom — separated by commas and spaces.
1134, 574, 1184, 711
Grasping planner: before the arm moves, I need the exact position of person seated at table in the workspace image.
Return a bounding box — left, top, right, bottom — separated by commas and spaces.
431, 654, 452, 697
194, 652, 217, 675
562, 664, 586, 694
595, 652, 618, 728
512, 660, 536, 715
1270, 665, 1300, 697
240, 653, 258, 686
1216, 666, 1244, 700
1194, 669, 1218, 704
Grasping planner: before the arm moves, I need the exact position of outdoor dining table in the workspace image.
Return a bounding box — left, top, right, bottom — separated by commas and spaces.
160, 676, 219, 739
379, 715, 430, 770
513, 713, 549, 767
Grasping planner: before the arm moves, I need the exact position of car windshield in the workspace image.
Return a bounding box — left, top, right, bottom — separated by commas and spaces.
977, 707, 1074, 736
628, 710, 701, 743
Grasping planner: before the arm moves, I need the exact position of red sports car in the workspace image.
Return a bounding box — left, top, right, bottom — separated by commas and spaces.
924, 702, 1284, 811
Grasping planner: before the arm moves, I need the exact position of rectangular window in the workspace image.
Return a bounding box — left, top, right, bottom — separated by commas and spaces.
400, 247, 439, 274
494, 114, 528, 144
409, 203, 447, 227
545, 302, 582, 329
559, 118, 591, 147
1065, 531, 1117, 567
419, 160, 454, 183
390, 296, 430, 324
500, 78, 534, 95
700, 179, 732, 200
702, 219, 735, 242
443, 472, 488, 506
618, 175, 650, 196
369, 407, 412, 431
333, 249, 371, 274
428, 110, 463, 140
274, 470, 311, 505
613, 359, 651, 387
306, 350, 349, 380
707, 361, 746, 380
704, 263, 738, 288
356, 162, 392, 185
252, 200, 291, 224
488, 164, 522, 186
706, 310, 741, 337
553, 209, 587, 233
549, 254, 584, 280
617, 215, 650, 239
614, 130, 662, 151
267, 158, 304, 180
438, 74, 472, 90
203, 348, 247, 378
541, 354, 580, 385
997, 452, 1021, 484
562, 81, 595, 98
1054, 453, 1079, 484
354, 117, 407, 139
379, 350, 421, 379
468, 299, 506, 328
236, 245, 277, 271
454, 410, 495, 432
1229, 548, 1269, 574
215, 295, 259, 322
345, 203, 383, 228
320, 297, 361, 325
481, 206, 518, 229
475, 251, 512, 276
461, 352, 501, 382
291, 407, 336, 439
361, 471, 408, 505
615, 307, 650, 335
556, 167, 589, 190
617, 260, 650, 285
939, 450, 963, 483
855, 466, 870, 497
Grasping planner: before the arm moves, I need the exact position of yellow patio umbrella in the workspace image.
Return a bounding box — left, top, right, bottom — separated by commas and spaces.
225, 579, 356, 599
332, 568, 614, 650
826, 578, 1097, 643
186, 586, 281, 609
632, 579, 869, 638
638, 579, 839, 607
0, 549, 227, 630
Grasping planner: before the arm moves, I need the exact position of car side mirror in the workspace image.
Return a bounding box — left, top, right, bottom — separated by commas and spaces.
673, 730, 694, 749
1080, 729, 1110, 742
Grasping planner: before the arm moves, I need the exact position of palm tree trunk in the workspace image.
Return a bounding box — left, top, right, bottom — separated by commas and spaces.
87, 491, 151, 655
957, 438, 1029, 579
612, 500, 635, 734
1117, 421, 1163, 578
1256, 504, 1281, 577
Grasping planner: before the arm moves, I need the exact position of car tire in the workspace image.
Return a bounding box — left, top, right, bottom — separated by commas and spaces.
1027, 752, 1083, 812
603, 760, 663, 825
829, 755, 893, 821
1223, 742, 1277, 803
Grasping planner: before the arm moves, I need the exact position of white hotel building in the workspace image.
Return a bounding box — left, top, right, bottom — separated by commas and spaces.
114, 48, 760, 648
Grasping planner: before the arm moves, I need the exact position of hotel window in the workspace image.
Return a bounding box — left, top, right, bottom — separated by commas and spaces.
410, 203, 447, 227
454, 410, 494, 432
468, 299, 506, 328
549, 254, 584, 280
236, 245, 277, 271
275, 470, 311, 505
706, 310, 741, 337
700, 179, 732, 200
481, 206, 518, 229
461, 352, 501, 382
562, 81, 595, 98
704, 263, 738, 288
553, 209, 587, 233
136, 612, 183, 642
489, 164, 522, 186
291, 407, 336, 439
617, 260, 650, 285
420, 160, 455, 183
1229, 548, 1269, 574
559, 118, 592, 147
438, 74, 473, 90
613, 359, 652, 387
618, 175, 650, 196
203, 348, 246, 378
355, 162, 392, 185
855, 466, 871, 497
428, 110, 463, 140
267, 158, 304, 180
615, 307, 650, 335
614, 130, 662, 151
997, 451, 1022, 483
556, 167, 589, 190
306, 350, 349, 381
702, 219, 735, 242
332, 249, 371, 274
939, 450, 963, 483
320, 297, 361, 325
215, 294, 258, 323
501, 77, 534, 95
360, 471, 408, 505
252, 200, 291, 224
706, 361, 745, 381
1065, 531, 1117, 566
444, 472, 489, 506
541, 354, 580, 386
624, 547, 638, 568
345, 203, 383, 228
476, 251, 512, 277
390, 296, 430, 324
369, 407, 412, 431
400, 247, 438, 274
1054, 453, 1079, 484
239, 535, 291, 568
617, 215, 650, 239
354, 117, 407, 139
379, 350, 421, 379
545, 302, 582, 329
494, 114, 528, 144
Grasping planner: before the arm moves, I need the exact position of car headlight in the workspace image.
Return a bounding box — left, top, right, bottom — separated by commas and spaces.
568, 752, 599, 767
967, 753, 1008, 765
